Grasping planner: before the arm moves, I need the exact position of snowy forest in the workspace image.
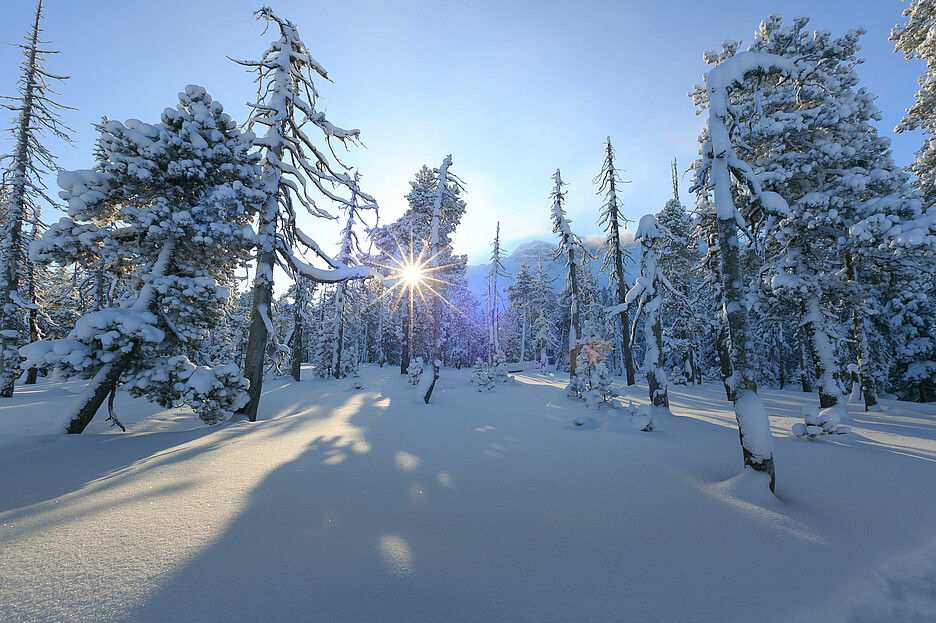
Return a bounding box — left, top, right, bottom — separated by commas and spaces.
2, 3, 936, 622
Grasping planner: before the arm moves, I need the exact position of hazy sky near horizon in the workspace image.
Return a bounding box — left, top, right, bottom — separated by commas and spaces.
0, 0, 926, 265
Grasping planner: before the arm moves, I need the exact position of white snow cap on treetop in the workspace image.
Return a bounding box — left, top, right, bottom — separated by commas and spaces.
635, 214, 661, 240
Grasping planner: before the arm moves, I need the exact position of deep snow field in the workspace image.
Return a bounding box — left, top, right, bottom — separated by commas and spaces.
1, 365, 935, 622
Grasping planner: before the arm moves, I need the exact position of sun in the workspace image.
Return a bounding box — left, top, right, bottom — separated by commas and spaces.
401, 263, 424, 287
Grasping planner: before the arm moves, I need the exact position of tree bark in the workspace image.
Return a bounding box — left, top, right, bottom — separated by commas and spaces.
798, 327, 814, 393
647, 312, 669, 407
400, 301, 410, 375
716, 324, 733, 401
239, 243, 275, 422
290, 305, 302, 382
803, 296, 841, 409
65, 345, 137, 434
843, 255, 877, 410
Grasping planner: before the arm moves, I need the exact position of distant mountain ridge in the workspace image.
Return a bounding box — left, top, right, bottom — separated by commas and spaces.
464, 235, 638, 299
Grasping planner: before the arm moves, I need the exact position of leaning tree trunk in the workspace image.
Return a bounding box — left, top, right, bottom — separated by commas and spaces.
64, 239, 176, 433
65, 345, 138, 434
422, 155, 451, 404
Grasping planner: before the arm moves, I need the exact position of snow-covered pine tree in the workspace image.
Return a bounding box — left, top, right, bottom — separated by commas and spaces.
24, 86, 265, 432
550, 169, 588, 390
893, 0, 936, 203
233, 8, 377, 421
691, 50, 796, 492
711, 16, 928, 410
595, 137, 636, 385
0, 0, 73, 397
625, 214, 670, 408
485, 221, 509, 364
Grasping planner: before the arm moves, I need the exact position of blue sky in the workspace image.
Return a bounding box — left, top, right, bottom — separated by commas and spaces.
0, 0, 925, 265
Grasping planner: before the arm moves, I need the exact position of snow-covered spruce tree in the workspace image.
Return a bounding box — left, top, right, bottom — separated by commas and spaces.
485, 221, 509, 364
0, 0, 73, 397
625, 215, 670, 408
657, 161, 705, 386
595, 137, 636, 385
550, 169, 589, 393
691, 51, 797, 492
24, 86, 265, 432
233, 8, 376, 421
893, 0, 936, 203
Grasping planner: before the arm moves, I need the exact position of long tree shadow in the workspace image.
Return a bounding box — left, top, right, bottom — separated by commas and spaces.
0, 375, 367, 516
108, 369, 879, 623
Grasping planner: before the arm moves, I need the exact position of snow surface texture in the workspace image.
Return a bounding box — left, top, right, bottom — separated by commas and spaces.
1, 366, 935, 622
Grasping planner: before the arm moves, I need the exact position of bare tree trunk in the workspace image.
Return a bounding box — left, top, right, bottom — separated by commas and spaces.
647, 312, 669, 407
65, 345, 137, 434
400, 301, 410, 374
25, 223, 41, 385
333, 284, 345, 379
803, 296, 841, 409
568, 263, 581, 382
290, 305, 302, 382
776, 326, 786, 390
844, 255, 877, 410
239, 240, 275, 421
853, 312, 877, 410
716, 214, 775, 490
716, 324, 733, 401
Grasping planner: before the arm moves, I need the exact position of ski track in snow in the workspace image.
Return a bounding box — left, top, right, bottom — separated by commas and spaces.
1, 366, 935, 622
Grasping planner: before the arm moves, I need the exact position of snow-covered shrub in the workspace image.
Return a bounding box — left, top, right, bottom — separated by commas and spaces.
792, 406, 850, 439
566, 336, 614, 408
127, 357, 249, 425
632, 404, 655, 432
670, 364, 690, 386
407, 357, 424, 385
492, 350, 509, 383
469, 358, 495, 391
